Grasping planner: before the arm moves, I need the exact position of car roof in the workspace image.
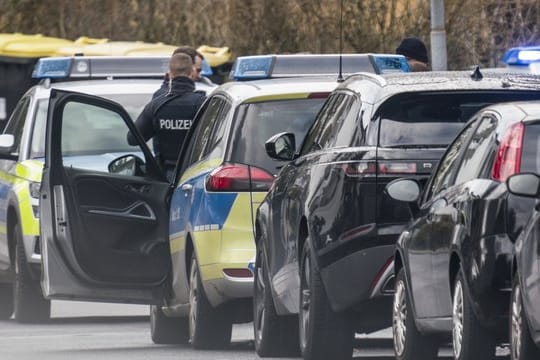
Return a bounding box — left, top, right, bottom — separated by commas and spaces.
211, 76, 340, 103
481, 100, 540, 122
29, 78, 210, 100
339, 70, 540, 104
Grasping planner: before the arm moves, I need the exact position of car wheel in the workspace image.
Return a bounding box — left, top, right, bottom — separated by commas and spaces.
253, 243, 300, 357
13, 223, 50, 323
452, 269, 496, 360
299, 240, 353, 360
188, 254, 232, 349
510, 275, 540, 360
0, 282, 14, 320
150, 305, 189, 344
393, 268, 439, 360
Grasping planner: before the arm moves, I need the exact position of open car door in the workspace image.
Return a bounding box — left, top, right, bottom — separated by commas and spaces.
40, 89, 171, 304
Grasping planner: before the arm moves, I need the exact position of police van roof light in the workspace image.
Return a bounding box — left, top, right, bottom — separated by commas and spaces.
201, 59, 213, 77
32, 58, 73, 79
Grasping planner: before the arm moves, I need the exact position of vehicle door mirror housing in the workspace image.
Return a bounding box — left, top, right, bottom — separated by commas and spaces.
385, 178, 421, 203
265, 132, 296, 161
108, 154, 146, 177
0, 134, 17, 159
506, 173, 540, 197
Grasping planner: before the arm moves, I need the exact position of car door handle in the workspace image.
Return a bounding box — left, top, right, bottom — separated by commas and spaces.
181, 184, 193, 192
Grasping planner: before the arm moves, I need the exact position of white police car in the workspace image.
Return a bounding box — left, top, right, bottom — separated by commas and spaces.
0, 55, 212, 323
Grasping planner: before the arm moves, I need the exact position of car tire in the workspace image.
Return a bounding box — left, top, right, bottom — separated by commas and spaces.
393, 268, 439, 360
253, 243, 300, 357
150, 305, 189, 344
188, 254, 232, 349
299, 240, 353, 360
452, 269, 496, 360
0, 282, 14, 320
13, 224, 50, 323
510, 275, 540, 360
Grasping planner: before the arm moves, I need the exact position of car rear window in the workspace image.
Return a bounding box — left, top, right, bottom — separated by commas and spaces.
377, 92, 540, 147
229, 98, 326, 174
521, 123, 540, 173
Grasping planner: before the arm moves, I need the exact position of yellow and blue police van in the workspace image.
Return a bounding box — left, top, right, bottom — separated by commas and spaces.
0, 55, 213, 323
37, 54, 409, 347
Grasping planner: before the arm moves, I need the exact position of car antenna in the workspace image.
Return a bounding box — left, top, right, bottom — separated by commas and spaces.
470, 65, 483, 81
337, 0, 344, 83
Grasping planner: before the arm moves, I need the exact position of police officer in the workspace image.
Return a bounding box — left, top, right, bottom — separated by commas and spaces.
128, 53, 206, 178
396, 37, 430, 72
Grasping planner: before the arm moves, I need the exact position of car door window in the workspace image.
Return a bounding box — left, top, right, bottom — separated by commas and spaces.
454, 115, 498, 185
4, 96, 30, 156
426, 117, 480, 200
61, 101, 144, 174
203, 101, 231, 160
185, 97, 223, 166
301, 93, 341, 154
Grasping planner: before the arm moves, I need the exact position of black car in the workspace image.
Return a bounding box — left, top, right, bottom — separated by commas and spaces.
254, 71, 540, 360
387, 101, 540, 360
506, 172, 540, 360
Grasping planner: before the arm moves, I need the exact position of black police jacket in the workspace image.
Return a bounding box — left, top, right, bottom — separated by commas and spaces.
128, 76, 206, 166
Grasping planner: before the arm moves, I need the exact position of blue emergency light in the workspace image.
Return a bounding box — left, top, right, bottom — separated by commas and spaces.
502, 46, 540, 66
201, 59, 213, 77
229, 53, 409, 81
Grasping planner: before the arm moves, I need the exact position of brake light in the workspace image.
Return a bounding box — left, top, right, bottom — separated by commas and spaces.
342, 161, 377, 177
206, 163, 274, 192
492, 122, 524, 182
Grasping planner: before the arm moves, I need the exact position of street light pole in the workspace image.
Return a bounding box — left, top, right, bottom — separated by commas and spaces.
430, 0, 448, 70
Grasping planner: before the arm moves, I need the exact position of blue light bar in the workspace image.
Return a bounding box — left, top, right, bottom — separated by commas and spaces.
230, 55, 273, 80
32, 56, 172, 79
201, 59, 213, 77
502, 46, 540, 66
371, 54, 410, 73
32, 58, 72, 78
229, 54, 409, 81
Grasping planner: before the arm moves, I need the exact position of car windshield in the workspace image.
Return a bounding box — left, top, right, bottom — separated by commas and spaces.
229, 98, 326, 174
29, 93, 151, 159
377, 91, 540, 147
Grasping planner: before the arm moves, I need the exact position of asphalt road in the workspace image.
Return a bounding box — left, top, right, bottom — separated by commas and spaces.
0, 301, 509, 360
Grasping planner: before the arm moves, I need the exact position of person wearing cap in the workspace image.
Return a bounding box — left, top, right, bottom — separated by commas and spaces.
396, 37, 430, 72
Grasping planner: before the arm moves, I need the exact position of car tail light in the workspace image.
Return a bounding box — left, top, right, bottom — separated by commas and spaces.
341, 161, 377, 177
341, 161, 418, 177
206, 163, 274, 192
492, 122, 524, 182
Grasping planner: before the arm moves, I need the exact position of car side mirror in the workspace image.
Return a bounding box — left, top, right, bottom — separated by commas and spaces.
108, 154, 146, 177
0, 134, 17, 160
506, 173, 540, 197
265, 132, 296, 161
385, 178, 421, 202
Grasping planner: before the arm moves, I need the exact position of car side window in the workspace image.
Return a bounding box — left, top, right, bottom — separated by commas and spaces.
60, 101, 146, 175
426, 117, 480, 200
301, 93, 341, 154
203, 101, 231, 159
332, 96, 361, 147
4, 96, 30, 156
185, 97, 223, 166
453, 115, 498, 185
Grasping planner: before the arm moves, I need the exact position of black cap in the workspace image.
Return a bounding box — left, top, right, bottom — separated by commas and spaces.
396, 37, 429, 64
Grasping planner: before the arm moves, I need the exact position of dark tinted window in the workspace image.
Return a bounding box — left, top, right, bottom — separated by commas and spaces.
454, 115, 498, 184
521, 123, 540, 173
427, 118, 479, 199
230, 98, 325, 174
378, 92, 540, 147
301, 94, 341, 154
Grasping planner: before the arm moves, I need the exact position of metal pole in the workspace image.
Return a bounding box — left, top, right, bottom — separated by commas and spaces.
430, 0, 448, 70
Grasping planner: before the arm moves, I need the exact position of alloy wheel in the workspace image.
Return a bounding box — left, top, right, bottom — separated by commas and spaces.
189, 261, 199, 341
299, 254, 311, 350
254, 260, 266, 343
511, 284, 523, 360
453, 280, 464, 359
393, 278, 407, 356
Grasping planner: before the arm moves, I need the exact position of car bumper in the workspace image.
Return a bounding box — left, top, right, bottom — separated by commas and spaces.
320, 244, 395, 312
200, 263, 253, 307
